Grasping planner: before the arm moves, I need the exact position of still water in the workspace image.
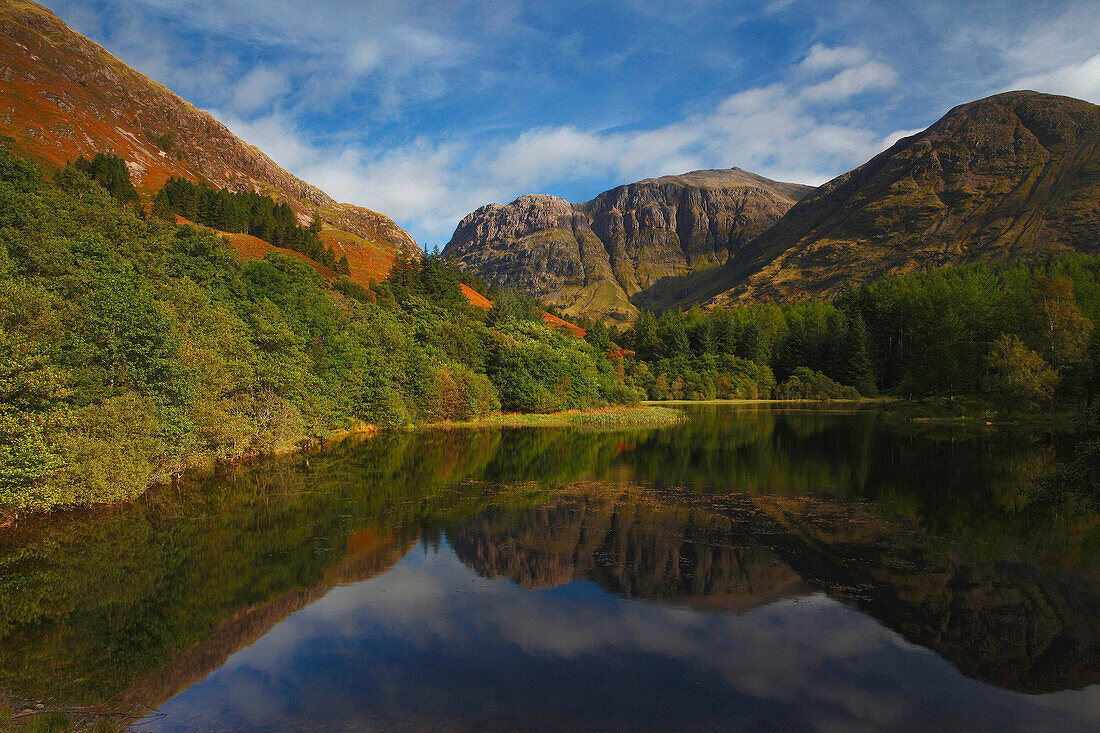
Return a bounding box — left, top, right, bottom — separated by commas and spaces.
1, 405, 1098, 731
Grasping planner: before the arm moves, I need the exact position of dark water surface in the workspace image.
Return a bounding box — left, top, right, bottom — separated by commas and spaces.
2, 405, 1098, 731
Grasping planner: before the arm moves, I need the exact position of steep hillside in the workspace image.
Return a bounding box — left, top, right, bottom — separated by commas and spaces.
443, 168, 812, 322
0, 0, 417, 282
704, 91, 1100, 305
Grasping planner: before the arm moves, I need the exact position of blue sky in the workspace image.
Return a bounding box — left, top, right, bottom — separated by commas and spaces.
42, 0, 1100, 247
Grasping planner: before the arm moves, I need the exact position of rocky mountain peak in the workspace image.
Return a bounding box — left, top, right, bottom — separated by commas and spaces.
443, 169, 812, 321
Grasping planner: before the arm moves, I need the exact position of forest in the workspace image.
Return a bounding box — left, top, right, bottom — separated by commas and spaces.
611, 258, 1100, 411
0, 143, 631, 516
152, 175, 349, 273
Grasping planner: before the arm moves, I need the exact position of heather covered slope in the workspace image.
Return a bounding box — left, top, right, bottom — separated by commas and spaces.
0, 0, 417, 283
443, 169, 811, 322
703, 91, 1100, 306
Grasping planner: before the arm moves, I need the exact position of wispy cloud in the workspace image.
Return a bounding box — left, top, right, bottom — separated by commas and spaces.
209, 44, 908, 244
1009, 53, 1100, 104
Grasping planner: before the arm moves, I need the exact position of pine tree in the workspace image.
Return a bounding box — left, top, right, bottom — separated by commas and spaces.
842, 315, 877, 395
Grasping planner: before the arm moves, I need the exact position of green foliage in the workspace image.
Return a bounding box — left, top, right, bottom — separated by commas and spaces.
840, 257, 1100, 397
67, 153, 138, 204
486, 289, 543, 325
153, 177, 339, 267
776, 367, 861, 400
982, 334, 1058, 411
584, 319, 611, 351
624, 254, 1100, 405
487, 319, 634, 413
0, 144, 635, 515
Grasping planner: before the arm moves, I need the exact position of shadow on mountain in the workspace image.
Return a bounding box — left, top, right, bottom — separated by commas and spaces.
629, 267, 722, 312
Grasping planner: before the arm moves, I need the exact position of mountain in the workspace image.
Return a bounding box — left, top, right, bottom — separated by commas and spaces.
0, 0, 418, 283
702, 91, 1100, 306
442, 168, 813, 322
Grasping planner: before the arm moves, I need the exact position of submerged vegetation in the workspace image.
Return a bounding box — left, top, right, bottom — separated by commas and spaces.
0, 141, 632, 516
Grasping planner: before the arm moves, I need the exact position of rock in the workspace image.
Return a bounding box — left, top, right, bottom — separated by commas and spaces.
443, 169, 811, 322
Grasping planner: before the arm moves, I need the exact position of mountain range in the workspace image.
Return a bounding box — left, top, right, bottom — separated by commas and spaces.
2, 0, 1098, 322
446, 91, 1100, 321
442, 169, 812, 321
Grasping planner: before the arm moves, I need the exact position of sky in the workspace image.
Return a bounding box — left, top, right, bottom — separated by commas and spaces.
42, 0, 1100, 247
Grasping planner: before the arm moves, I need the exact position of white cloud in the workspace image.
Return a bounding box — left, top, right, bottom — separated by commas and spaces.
797, 44, 868, 74
348, 40, 383, 73
1009, 52, 1100, 105
799, 61, 898, 103
198, 43, 909, 245
214, 111, 316, 170
230, 66, 291, 113
995, 1, 1100, 73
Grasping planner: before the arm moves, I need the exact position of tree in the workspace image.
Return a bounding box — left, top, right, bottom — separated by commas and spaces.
72, 153, 139, 203
841, 314, 877, 396
982, 334, 1058, 411
388, 242, 419, 287
1030, 276, 1092, 372
631, 311, 660, 360
585, 320, 611, 352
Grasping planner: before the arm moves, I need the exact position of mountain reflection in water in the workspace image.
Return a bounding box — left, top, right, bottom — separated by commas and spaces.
0, 405, 1097, 731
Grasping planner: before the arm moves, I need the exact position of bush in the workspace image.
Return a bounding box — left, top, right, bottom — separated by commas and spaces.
777, 368, 860, 400
982, 334, 1058, 411
49, 394, 164, 509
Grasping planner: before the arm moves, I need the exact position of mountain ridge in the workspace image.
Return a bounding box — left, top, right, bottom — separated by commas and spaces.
700, 90, 1100, 306
0, 0, 418, 283
445, 91, 1100, 317
443, 167, 813, 321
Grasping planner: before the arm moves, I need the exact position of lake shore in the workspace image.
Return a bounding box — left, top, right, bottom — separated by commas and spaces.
641, 398, 893, 407
421, 404, 686, 430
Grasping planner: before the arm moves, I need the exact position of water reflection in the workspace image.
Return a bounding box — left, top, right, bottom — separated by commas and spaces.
152, 532, 1100, 732
0, 405, 1097, 730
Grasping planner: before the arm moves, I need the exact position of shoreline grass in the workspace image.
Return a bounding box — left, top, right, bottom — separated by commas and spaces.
641, 398, 893, 406
423, 405, 686, 430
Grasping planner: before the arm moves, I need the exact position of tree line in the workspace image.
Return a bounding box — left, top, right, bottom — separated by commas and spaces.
152, 175, 350, 274
605, 256, 1100, 409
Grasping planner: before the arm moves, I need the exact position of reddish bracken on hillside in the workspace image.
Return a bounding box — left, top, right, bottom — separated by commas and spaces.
460, 284, 587, 338
0, 0, 418, 286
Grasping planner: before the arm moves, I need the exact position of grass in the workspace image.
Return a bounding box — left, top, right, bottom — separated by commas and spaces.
428, 405, 686, 430
1, 706, 139, 732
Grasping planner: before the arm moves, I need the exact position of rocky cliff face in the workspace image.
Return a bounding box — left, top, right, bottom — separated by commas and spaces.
443, 169, 812, 322
0, 1, 418, 281
703, 91, 1100, 305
